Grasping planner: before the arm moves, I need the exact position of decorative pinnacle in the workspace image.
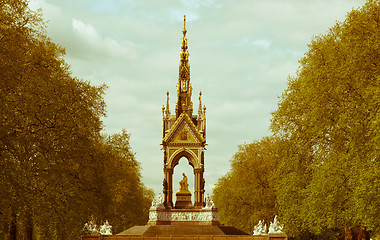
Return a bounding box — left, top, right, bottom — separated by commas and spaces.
181, 15, 188, 53
179, 14, 189, 77
198, 91, 203, 115
183, 15, 187, 36
166, 91, 170, 115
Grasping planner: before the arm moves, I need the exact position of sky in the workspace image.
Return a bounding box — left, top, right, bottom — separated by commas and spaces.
29, 0, 366, 198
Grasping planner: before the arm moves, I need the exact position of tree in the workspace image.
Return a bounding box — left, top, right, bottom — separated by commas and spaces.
213, 137, 277, 234
101, 130, 154, 234
270, 0, 380, 238
0, 0, 108, 237
0, 1, 152, 239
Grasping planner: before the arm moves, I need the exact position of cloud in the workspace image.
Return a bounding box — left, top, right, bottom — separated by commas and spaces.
72, 18, 99, 42
29, 0, 61, 16
251, 39, 271, 49
29, 0, 367, 197
71, 18, 138, 60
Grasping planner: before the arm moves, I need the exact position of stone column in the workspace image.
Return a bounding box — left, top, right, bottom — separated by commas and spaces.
194, 168, 199, 206
201, 177, 205, 207
164, 167, 174, 208
194, 168, 204, 208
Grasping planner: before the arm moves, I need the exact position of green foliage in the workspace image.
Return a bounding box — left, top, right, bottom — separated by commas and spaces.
0, 0, 153, 239
213, 137, 277, 234
101, 130, 154, 234
271, 0, 380, 238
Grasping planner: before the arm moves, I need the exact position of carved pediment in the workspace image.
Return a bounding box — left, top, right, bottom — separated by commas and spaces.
163, 113, 205, 145
171, 123, 198, 144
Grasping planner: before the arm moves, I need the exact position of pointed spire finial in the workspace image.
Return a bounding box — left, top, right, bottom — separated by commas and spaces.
183, 15, 187, 36
166, 91, 170, 115
181, 15, 188, 54
198, 91, 203, 115
180, 14, 189, 73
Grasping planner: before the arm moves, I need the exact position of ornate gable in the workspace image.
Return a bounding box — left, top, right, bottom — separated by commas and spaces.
163, 113, 205, 145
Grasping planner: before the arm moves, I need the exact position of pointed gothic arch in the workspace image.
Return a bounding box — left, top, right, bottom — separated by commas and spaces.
163, 147, 205, 209
168, 148, 198, 169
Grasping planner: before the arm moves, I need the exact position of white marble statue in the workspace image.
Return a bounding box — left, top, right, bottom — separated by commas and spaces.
83, 220, 112, 235
150, 193, 165, 209
83, 220, 99, 234
204, 194, 215, 209
268, 215, 284, 234
99, 220, 112, 235
253, 220, 267, 235
157, 193, 163, 206
150, 198, 157, 208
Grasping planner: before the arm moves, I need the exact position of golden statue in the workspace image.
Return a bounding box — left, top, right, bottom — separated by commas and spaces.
178, 173, 189, 192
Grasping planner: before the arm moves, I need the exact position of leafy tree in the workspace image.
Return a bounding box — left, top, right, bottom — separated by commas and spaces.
213, 137, 277, 234
0, 0, 108, 238
101, 130, 154, 234
0, 1, 152, 239
271, 0, 380, 238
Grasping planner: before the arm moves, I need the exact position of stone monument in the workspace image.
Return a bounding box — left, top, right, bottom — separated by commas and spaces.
145, 15, 222, 227
159, 14, 207, 210
112, 17, 248, 236
82, 15, 267, 239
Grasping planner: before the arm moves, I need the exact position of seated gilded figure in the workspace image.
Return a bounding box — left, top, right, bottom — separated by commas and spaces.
178, 173, 190, 193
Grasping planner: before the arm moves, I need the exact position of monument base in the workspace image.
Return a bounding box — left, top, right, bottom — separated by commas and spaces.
118, 225, 248, 236
82, 232, 290, 240
175, 191, 192, 209
148, 208, 220, 226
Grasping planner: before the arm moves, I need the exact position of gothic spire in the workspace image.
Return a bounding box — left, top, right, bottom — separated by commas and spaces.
179, 15, 190, 79
176, 15, 193, 118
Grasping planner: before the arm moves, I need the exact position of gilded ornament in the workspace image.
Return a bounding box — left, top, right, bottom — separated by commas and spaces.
178, 173, 190, 193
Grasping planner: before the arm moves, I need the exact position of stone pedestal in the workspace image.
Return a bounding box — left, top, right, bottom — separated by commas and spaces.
148, 208, 220, 226
267, 233, 288, 240
117, 225, 248, 236
175, 191, 192, 209
253, 233, 288, 240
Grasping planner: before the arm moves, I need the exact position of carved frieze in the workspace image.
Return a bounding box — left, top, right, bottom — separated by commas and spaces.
149, 209, 219, 222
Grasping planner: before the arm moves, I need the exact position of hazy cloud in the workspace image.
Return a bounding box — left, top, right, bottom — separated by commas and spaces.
71, 18, 138, 60
29, 0, 367, 196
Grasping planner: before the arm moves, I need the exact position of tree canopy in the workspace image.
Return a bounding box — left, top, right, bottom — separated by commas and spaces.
0, 0, 152, 239
213, 1, 379, 239
271, 0, 380, 238
213, 137, 277, 234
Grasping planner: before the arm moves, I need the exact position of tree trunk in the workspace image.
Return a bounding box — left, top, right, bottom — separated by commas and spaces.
8, 214, 17, 240
24, 217, 32, 240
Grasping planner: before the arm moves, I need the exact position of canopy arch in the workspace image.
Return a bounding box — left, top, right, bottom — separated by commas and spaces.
168, 147, 199, 169
163, 147, 205, 208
